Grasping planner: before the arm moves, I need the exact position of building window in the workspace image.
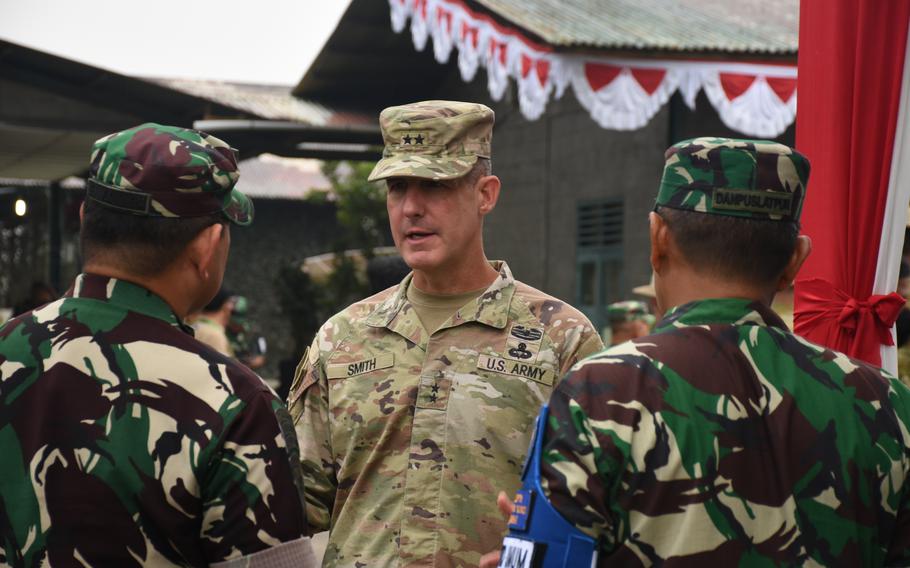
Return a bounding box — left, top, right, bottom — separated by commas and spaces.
575, 200, 623, 332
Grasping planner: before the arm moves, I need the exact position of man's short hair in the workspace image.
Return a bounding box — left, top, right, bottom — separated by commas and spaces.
81, 198, 224, 277
463, 158, 492, 185
657, 206, 799, 287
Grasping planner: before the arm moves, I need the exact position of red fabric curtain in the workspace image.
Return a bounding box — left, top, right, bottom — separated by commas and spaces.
793, 0, 910, 366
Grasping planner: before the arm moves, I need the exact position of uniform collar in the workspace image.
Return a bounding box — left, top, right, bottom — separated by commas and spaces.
365, 260, 517, 337
654, 298, 788, 333
71, 273, 191, 332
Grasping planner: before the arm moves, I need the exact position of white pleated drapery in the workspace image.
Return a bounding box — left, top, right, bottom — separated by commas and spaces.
389, 0, 798, 138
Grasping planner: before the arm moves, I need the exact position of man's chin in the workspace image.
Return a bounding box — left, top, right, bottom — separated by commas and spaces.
400, 250, 439, 273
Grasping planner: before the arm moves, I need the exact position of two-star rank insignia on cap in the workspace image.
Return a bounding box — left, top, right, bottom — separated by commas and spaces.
401, 133, 426, 145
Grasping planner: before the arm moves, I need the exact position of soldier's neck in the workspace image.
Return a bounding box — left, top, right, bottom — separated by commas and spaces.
83, 262, 198, 320
656, 268, 775, 315
411, 258, 499, 295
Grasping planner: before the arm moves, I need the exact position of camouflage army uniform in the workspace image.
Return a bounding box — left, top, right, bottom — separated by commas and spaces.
535, 138, 910, 565
289, 261, 603, 566
0, 275, 309, 566
542, 299, 910, 565
0, 123, 312, 566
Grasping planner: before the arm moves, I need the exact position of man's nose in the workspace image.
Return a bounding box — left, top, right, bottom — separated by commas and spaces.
401, 186, 424, 217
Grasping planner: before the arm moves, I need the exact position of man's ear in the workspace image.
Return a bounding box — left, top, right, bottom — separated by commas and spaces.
188, 223, 225, 279
649, 211, 670, 274
79, 202, 85, 224
777, 235, 812, 292
476, 175, 501, 216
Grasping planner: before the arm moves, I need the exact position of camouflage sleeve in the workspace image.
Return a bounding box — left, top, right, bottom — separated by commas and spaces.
887, 380, 910, 564
539, 371, 615, 550
556, 325, 605, 378
893, 491, 910, 566
200, 390, 308, 562
288, 341, 336, 532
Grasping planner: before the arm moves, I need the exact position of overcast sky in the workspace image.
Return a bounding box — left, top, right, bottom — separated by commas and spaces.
0, 0, 350, 85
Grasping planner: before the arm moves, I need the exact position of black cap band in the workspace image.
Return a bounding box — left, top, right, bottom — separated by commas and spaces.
86, 179, 151, 215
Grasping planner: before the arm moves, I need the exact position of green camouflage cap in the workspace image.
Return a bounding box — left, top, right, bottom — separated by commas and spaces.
607, 300, 655, 325
232, 295, 248, 317
656, 137, 809, 222
87, 123, 253, 226
367, 100, 494, 182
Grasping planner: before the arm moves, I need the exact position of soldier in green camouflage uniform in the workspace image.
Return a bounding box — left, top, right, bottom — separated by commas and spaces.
535, 138, 910, 565
604, 300, 654, 346
0, 123, 314, 567
289, 101, 603, 566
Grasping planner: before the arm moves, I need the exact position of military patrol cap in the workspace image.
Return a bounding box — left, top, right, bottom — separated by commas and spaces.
656, 137, 809, 222
87, 123, 253, 226
368, 100, 494, 182
607, 300, 655, 325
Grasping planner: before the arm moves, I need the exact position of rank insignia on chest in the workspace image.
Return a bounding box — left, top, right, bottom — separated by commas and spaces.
505, 325, 544, 362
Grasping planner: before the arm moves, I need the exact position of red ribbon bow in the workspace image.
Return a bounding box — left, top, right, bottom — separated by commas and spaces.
794, 277, 905, 366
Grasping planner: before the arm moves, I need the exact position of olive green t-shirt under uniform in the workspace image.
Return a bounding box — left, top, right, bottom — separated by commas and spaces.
406, 284, 487, 334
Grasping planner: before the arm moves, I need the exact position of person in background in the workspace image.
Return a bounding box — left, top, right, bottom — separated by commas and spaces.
604, 300, 654, 345
227, 295, 267, 370
631, 274, 660, 318
289, 100, 604, 566
0, 123, 314, 566
189, 288, 236, 357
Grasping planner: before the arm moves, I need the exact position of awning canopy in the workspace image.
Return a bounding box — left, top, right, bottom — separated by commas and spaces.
388, 0, 798, 137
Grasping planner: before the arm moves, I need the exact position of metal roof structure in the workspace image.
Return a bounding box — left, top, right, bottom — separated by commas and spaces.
151, 78, 347, 126
0, 40, 380, 182
0, 40, 264, 181
474, 0, 797, 53
294, 0, 454, 108
295, 0, 798, 112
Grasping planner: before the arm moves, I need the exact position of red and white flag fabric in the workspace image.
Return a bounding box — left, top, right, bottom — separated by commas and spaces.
794, 1, 910, 372
389, 0, 797, 137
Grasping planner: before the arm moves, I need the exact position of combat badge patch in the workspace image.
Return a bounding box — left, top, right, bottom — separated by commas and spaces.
326, 354, 394, 379
477, 354, 554, 386
505, 324, 544, 362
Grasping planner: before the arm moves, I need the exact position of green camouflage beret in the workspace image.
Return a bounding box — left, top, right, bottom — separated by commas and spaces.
656, 137, 809, 222
368, 100, 494, 182
87, 123, 253, 226
607, 300, 654, 325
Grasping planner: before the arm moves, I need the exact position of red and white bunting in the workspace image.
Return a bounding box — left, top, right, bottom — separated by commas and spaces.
389, 0, 797, 137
